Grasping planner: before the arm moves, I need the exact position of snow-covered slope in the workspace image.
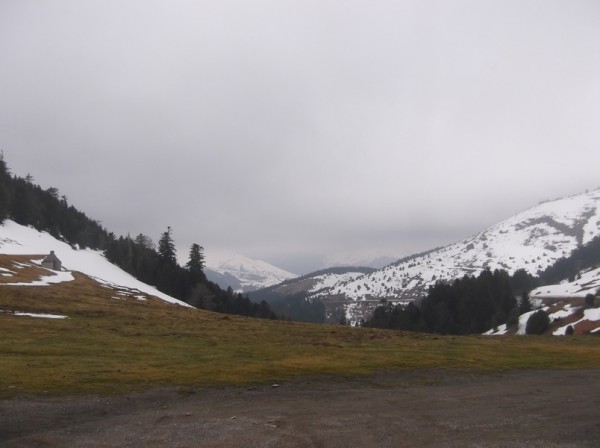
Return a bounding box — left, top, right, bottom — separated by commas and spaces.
206, 253, 296, 292
331, 189, 600, 303
532, 266, 600, 299
0, 220, 191, 307
306, 270, 371, 296
247, 266, 376, 324
485, 299, 600, 336
254, 266, 376, 298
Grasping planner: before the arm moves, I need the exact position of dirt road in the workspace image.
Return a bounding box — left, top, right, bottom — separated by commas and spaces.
1, 370, 599, 447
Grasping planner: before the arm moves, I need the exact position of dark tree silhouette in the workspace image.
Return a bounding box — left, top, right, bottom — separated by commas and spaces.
186, 243, 206, 280
158, 227, 177, 264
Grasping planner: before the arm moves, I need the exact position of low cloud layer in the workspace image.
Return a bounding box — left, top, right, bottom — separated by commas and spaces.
2, 1, 600, 273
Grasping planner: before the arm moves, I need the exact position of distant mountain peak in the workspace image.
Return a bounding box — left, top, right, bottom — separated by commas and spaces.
206, 253, 296, 292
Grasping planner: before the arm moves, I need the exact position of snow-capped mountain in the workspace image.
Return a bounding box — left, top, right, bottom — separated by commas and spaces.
0, 219, 190, 307
331, 189, 600, 303
206, 253, 296, 292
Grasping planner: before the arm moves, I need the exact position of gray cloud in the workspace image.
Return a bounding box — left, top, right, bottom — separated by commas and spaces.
2, 1, 600, 274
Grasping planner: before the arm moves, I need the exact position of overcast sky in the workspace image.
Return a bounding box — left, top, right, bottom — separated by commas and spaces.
1, 1, 600, 274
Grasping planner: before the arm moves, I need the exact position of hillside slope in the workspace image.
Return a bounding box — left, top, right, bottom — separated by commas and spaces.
249, 267, 376, 323
3, 259, 600, 398
533, 265, 600, 299
0, 220, 189, 307
333, 189, 600, 304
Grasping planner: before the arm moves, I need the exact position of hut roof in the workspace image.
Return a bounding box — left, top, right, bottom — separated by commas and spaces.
42, 251, 61, 263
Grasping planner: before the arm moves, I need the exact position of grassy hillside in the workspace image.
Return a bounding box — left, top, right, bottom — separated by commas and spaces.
1, 256, 600, 398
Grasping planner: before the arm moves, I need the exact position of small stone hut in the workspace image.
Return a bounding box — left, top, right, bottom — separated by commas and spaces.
41, 251, 62, 271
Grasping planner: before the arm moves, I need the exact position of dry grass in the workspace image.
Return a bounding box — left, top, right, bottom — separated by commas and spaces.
1, 259, 600, 398
0, 254, 51, 284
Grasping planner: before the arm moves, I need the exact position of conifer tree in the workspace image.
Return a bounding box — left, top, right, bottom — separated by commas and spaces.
0, 152, 9, 223
134, 233, 155, 250
158, 226, 177, 264
525, 309, 549, 334
519, 290, 532, 314
186, 243, 205, 279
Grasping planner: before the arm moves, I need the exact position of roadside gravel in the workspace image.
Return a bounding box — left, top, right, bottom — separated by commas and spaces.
1, 369, 599, 447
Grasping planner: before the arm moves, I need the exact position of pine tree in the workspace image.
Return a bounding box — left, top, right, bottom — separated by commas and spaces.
525, 309, 549, 335
0, 152, 9, 223
584, 293, 595, 308
134, 233, 155, 250
158, 226, 177, 264
186, 243, 205, 280
519, 290, 532, 314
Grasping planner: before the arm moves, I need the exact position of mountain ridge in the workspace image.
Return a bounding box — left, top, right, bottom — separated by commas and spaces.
332, 189, 600, 304
252, 189, 600, 323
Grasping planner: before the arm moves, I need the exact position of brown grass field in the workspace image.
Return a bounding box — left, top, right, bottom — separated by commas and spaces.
1, 255, 600, 399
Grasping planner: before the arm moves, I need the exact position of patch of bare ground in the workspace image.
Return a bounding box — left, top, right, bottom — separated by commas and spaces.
1, 369, 599, 447
0, 255, 50, 284
576, 319, 600, 335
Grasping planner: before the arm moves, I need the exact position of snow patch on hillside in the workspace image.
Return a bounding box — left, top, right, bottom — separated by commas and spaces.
307, 271, 368, 294
553, 307, 600, 335
3, 269, 75, 286
485, 301, 600, 336
12, 312, 68, 319
532, 266, 600, 298
0, 220, 191, 307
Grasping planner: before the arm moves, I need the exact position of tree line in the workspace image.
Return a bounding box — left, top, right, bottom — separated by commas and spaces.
363, 269, 518, 334
363, 235, 600, 335
0, 155, 276, 320
249, 289, 326, 324
538, 235, 600, 284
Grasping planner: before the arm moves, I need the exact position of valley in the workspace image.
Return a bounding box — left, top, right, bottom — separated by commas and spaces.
2, 254, 600, 399
1, 177, 600, 447
2, 254, 600, 447
3, 3, 600, 445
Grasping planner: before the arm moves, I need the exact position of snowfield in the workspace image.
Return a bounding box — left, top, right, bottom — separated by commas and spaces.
307, 271, 368, 294
0, 220, 192, 307
531, 265, 600, 298
3, 270, 75, 286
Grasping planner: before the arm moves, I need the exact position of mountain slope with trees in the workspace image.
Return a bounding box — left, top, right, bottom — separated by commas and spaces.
365, 239, 600, 335
313, 189, 600, 322
249, 266, 376, 323
0, 154, 276, 319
